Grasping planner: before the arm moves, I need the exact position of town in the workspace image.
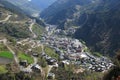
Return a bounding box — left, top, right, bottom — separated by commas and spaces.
41, 25, 114, 73
15, 23, 114, 79
0, 9, 114, 78
0, 13, 114, 79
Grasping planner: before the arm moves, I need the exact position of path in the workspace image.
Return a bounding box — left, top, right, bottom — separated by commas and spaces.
0, 39, 20, 67
20, 56, 43, 73
80, 13, 89, 27
0, 14, 11, 22
3, 39, 19, 64
8, 21, 25, 24
29, 22, 37, 38
47, 65, 53, 76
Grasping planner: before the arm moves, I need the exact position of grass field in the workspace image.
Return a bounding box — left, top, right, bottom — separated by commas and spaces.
0, 65, 8, 74
32, 23, 44, 38
0, 51, 13, 59
32, 46, 42, 53
44, 46, 59, 60
18, 52, 34, 64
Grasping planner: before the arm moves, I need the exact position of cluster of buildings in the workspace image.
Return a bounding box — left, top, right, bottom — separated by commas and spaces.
41, 26, 114, 73
17, 25, 114, 80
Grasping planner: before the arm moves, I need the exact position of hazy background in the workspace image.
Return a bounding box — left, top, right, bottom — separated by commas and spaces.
30, 0, 57, 10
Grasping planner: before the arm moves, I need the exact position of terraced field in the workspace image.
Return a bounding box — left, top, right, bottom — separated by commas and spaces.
18, 52, 34, 64
0, 51, 13, 59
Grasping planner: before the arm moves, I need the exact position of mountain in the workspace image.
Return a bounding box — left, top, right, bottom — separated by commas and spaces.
74, 0, 120, 56
41, 0, 120, 56
0, 2, 45, 39
31, 0, 57, 10
40, 0, 99, 28
4, 0, 56, 17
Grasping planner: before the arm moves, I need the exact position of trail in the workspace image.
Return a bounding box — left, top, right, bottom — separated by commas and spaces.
8, 21, 25, 24
29, 22, 37, 38
0, 14, 11, 22
0, 39, 19, 67
80, 14, 89, 27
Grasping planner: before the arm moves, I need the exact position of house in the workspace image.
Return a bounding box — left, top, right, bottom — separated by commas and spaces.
47, 73, 55, 80
19, 60, 28, 67
46, 58, 57, 65
80, 53, 88, 59
60, 60, 70, 68
71, 39, 82, 48
31, 64, 42, 73
32, 53, 39, 57
59, 55, 64, 60
62, 60, 70, 65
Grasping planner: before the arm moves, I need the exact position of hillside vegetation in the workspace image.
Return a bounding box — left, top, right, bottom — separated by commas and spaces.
41, 0, 120, 56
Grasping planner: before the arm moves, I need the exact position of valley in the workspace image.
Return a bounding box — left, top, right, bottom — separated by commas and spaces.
0, 6, 114, 79
0, 0, 120, 80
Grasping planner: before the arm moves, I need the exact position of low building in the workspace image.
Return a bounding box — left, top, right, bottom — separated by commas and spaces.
47, 73, 55, 80
46, 58, 57, 65
31, 64, 41, 73
19, 60, 28, 67
32, 53, 39, 57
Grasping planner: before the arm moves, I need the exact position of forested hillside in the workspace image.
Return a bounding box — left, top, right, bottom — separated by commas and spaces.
41, 0, 120, 56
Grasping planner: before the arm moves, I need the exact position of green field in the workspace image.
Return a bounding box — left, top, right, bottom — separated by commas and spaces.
0, 65, 8, 74
18, 52, 34, 64
32, 23, 44, 39
0, 51, 13, 59
32, 46, 42, 53
44, 46, 59, 60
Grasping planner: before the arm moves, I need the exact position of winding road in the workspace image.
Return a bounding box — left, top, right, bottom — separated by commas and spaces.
0, 39, 19, 66
29, 22, 37, 38
0, 14, 11, 23
0, 12, 43, 73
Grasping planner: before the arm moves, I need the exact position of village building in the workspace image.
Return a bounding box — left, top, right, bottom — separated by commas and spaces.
47, 73, 55, 80
31, 64, 42, 73
19, 60, 28, 67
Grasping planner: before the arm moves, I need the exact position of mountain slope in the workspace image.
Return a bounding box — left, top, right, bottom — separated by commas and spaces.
31, 0, 57, 10
41, 0, 120, 56
0, 4, 44, 39
74, 0, 120, 56
40, 0, 98, 29
4, 0, 40, 17
4, 0, 56, 17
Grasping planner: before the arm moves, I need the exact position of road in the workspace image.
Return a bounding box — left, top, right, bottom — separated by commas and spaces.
0, 15, 43, 73
0, 14, 11, 23
47, 65, 53, 76
0, 39, 20, 67
0, 13, 43, 73
29, 22, 37, 38
80, 14, 89, 27
8, 21, 25, 24
20, 56, 43, 73
41, 44, 44, 53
